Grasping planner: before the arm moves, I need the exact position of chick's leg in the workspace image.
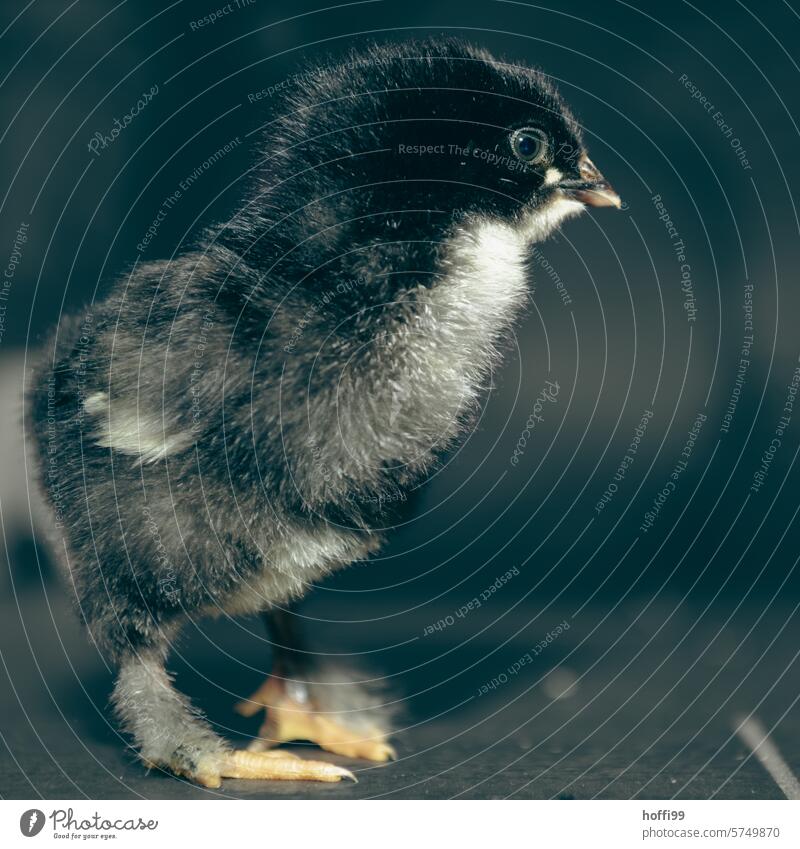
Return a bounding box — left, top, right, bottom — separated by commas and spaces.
113, 647, 354, 787
235, 607, 396, 762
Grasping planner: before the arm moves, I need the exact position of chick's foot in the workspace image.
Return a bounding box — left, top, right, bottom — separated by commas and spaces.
219, 749, 355, 784
151, 748, 355, 788
235, 676, 396, 762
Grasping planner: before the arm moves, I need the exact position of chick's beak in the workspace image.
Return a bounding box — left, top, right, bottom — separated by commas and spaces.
561, 155, 622, 209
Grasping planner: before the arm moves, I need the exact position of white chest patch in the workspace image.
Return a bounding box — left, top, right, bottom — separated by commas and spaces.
518, 196, 585, 242
442, 220, 528, 321
377, 198, 586, 469
430, 195, 586, 337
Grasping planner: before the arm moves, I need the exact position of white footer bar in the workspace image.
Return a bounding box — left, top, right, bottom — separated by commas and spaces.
3, 799, 800, 848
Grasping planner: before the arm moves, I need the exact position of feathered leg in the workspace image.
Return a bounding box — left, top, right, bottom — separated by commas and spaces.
113, 644, 354, 786
236, 606, 396, 762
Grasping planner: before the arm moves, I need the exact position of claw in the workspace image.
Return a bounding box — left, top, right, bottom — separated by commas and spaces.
219, 749, 356, 783
158, 748, 356, 786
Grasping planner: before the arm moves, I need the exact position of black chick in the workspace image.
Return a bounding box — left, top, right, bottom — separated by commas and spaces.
28, 37, 620, 787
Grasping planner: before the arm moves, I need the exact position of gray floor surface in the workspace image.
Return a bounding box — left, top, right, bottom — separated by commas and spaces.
2, 584, 798, 799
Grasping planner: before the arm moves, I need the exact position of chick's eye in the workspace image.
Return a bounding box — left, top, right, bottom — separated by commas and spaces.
510, 127, 549, 165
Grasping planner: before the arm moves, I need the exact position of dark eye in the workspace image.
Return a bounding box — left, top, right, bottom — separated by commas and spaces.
510, 127, 549, 165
